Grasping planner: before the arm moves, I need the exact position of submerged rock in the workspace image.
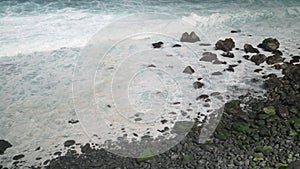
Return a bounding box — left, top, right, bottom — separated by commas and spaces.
172, 44, 181, 47
180, 31, 200, 43
244, 44, 259, 53
266, 55, 284, 65
0, 140, 12, 155
258, 38, 280, 51
250, 54, 266, 65
215, 38, 235, 52
13, 154, 25, 160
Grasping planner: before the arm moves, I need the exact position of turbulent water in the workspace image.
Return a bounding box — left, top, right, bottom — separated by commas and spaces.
0, 0, 300, 168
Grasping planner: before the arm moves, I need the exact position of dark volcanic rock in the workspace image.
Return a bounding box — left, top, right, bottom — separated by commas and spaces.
193, 81, 204, 89
64, 140, 76, 147
172, 44, 181, 47
266, 55, 284, 65
258, 38, 280, 51
283, 64, 300, 83
290, 56, 300, 64
287, 161, 300, 169
230, 29, 241, 33
272, 50, 283, 56
224, 100, 242, 114
152, 41, 164, 48
183, 66, 195, 74
244, 44, 259, 53
250, 54, 266, 65
0, 140, 12, 155
243, 55, 250, 60
196, 94, 209, 100
215, 38, 235, 52
221, 52, 235, 58
81, 143, 93, 154
180, 31, 200, 43
13, 154, 25, 160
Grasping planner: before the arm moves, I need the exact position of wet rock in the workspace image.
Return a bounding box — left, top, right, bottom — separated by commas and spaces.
225, 65, 238, 72
250, 54, 266, 65
265, 77, 282, 89
0, 140, 12, 155
193, 81, 204, 89
64, 140, 76, 147
215, 38, 235, 52
200, 52, 217, 62
13, 154, 25, 160
244, 44, 259, 53
254, 69, 263, 73
196, 94, 209, 100
266, 55, 284, 65
290, 56, 300, 64
283, 64, 300, 83
272, 50, 283, 56
180, 31, 200, 43
183, 66, 195, 74
81, 143, 92, 154
68, 119, 79, 124
147, 64, 156, 68
221, 52, 235, 58
258, 38, 280, 52
230, 29, 241, 33
152, 41, 164, 48
243, 55, 250, 60
224, 100, 242, 114
172, 44, 181, 47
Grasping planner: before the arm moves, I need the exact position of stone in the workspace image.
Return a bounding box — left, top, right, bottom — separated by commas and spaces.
224, 100, 242, 114
183, 66, 195, 74
180, 31, 200, 43
215, 38, 235, 52
266, 55, 284, 65
193, 82, 204, 89
250, 54, 266, 65
244, 44, 259, 53
200, 52, 218, 62
221, 52, 235, 58
172, 44, 181, 47
196, 94, 209, 100
81, 143, 92, 154
152, 41, 164, 48
64, 140, 76, 147
258, 38, 280, 51
13, 154, 25, 160
230, 29, 241, 33
0, 140, 12, 155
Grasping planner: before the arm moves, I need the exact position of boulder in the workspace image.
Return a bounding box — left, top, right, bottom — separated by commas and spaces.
258, 38, 280, 51
215, 38, 235, 52
180, 31, 200, 43
152, 41, 164, 48
0, 140, 12, 155
266, 55, 284, 65
250, 54, 266, 65
244, 44, 259, 53
183, 66, 195, 74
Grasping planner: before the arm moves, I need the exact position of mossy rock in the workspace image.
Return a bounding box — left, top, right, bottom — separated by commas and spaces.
276, 163, 288, 169
263, 145, 272, 151
289, 117, 300, 124
224, 100, 242, 114
233, 122, 251, 134
263, 106, 275, 114
183, 154, 193, 161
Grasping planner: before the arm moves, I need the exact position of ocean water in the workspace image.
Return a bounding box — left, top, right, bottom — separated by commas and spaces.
0, 0, 300, 168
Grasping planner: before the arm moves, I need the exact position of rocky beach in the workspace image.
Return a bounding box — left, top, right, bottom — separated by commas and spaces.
3, 35, 298, 169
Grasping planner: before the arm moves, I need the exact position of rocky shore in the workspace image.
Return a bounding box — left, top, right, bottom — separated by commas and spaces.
40, 36, 300, 169
2, 34, 299, 169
